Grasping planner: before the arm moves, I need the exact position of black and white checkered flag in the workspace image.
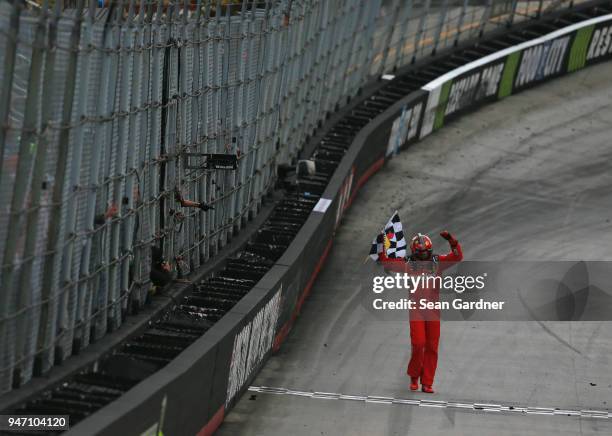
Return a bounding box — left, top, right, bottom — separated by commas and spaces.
369, 232, 385, 261
369, 211, 407, 260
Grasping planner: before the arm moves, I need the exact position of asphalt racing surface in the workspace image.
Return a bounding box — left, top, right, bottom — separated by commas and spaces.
217, 62, 612, 435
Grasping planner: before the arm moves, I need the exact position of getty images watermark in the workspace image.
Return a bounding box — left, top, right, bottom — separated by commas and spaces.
371, 271, 507, 312
361, 261, 612, 321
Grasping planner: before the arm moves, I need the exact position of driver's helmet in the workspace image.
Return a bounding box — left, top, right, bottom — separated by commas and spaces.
410, 233, 433, 259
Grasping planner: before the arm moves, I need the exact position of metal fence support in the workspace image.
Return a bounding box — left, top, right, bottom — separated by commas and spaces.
40, 0, 85, 368
0, 1, 21, 190
0, 0, 48, 390
432, 0, 451, 55
378, 0, 401, 76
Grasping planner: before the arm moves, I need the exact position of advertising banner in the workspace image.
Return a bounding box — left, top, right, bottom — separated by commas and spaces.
419, 13, 612, 136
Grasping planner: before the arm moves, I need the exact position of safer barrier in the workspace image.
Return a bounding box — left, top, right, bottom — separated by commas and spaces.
17, 1, 612, 434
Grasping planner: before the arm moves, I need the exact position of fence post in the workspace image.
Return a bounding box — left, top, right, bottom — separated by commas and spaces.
393, 0, 414, 72
413, 0, 431, 63
432, 0, 450, 55
377, 0, 401, 76
478, 0, 494, 37
455, 0, 470, 46
0, 0, 48, 391
0, 0, 21, 187
38, 0, 85, 368
11, 0, 62, 389
360, 0, 381, 82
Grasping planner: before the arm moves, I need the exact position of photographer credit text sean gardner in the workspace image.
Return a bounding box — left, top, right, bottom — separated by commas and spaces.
372, 298, 505, 311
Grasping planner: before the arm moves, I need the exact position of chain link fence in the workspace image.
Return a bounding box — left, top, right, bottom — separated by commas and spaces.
0, 0, 588, 395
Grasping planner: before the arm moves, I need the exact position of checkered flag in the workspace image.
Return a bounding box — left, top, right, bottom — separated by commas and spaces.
369, 211, 407, 260
369, 232, 385, 261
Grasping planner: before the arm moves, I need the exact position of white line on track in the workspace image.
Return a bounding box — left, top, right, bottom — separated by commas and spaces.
248, 386, 611, 420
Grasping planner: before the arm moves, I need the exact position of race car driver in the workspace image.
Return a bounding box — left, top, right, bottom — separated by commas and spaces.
378, 231, 463, 394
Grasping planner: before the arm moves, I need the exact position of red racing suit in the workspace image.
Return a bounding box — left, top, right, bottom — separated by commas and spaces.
379, 240, 462, 386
